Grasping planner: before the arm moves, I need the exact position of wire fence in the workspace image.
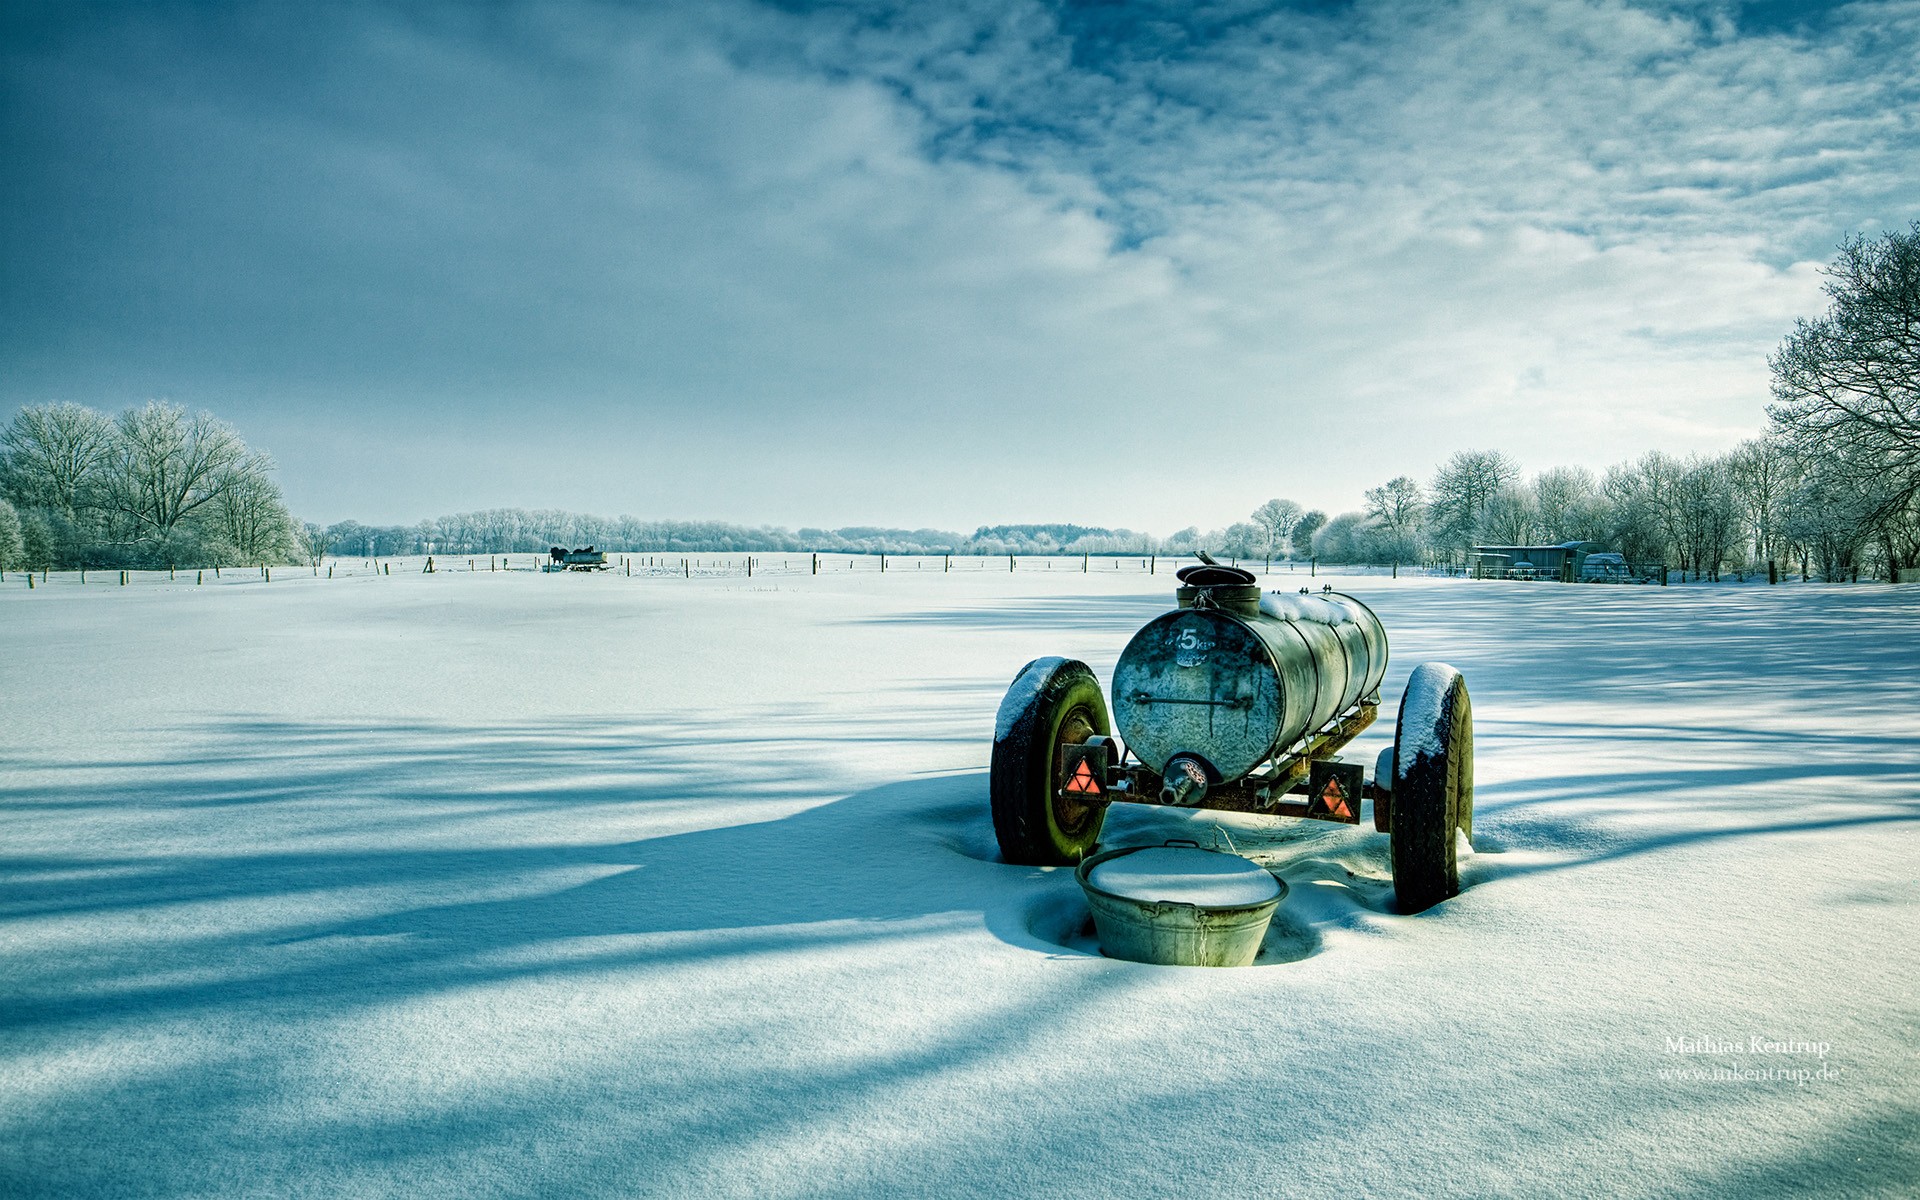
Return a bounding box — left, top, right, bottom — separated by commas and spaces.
5, 553, 1453, 588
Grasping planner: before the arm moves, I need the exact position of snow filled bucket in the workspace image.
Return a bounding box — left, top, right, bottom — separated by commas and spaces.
1076, 842, 1286, 967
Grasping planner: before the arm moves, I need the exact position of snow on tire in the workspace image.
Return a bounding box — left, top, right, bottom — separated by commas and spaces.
1390, 662, 1474, 914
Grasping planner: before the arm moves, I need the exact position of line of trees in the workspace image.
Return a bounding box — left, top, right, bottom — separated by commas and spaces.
1289, 431, 1914, 582
0, 401, 300, 572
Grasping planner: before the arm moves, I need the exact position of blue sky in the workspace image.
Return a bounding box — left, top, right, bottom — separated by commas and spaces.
3, 0, 1916, 529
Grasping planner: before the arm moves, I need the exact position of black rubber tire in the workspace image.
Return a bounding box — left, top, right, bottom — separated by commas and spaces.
1389, 663, 1474, 913
991, 657, 1111, 865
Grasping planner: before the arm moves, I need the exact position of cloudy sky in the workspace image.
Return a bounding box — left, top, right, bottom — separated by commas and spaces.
3, 0, 1916, 531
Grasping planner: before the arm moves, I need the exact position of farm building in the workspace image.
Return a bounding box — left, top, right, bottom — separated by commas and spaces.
1469, 541, 1608, 581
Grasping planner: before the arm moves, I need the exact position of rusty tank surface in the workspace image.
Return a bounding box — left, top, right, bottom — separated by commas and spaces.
1112, 565, 1388, 788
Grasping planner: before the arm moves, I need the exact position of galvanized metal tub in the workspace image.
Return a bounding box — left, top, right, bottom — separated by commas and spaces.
1076, 843, 1287, 967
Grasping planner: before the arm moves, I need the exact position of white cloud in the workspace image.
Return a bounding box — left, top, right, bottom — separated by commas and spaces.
2, 0, 1915, 528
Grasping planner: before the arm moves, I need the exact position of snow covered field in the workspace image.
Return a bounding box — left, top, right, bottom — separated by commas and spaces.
2, 565, 1916, 1198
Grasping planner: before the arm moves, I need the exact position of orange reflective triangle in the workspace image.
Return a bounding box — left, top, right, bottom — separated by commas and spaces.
1320, 778, 1351, 819
1066, 760, 1101, 795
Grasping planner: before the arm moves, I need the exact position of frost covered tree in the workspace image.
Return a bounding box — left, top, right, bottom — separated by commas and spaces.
1310, 512, 1370, 563
0, 498, 22, 577
19, 510, 56, 570
1769, 223, 1920, 536
212, 466, 299, 564
1428, 450, 1518, 561
1250, 498, 1302, 561
1291, 510, 1327, 557
1218, 522, 1263, 560
1481, 485, 1536, 546
1785, 463, 1877, 580
1532, 466, 1600, 542
0, 402, 115, 520
1, 399, 301, 567
1363, 476, 1424, 564
100, 402, 254, 545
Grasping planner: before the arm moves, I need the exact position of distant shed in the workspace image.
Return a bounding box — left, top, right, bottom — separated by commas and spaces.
1470, 541, 1606, 582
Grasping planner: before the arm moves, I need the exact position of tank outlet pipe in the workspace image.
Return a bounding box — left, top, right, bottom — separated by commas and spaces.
1160, 755, 1213, 807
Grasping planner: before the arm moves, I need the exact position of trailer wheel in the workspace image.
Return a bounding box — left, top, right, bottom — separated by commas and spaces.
1389, 663, 1473, 913
991, 657, 1110, 866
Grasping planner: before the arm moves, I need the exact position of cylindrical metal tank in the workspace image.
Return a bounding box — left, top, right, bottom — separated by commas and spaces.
1112, 574, 1388, 781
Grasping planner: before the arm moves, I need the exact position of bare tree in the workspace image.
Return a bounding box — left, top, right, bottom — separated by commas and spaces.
0, 402, 115, 519
1250, 498, 1303, 562
1673, 456, 1738, 580
1601, 461, 1663, 564
302, 522, 336, 566
1629, 452, 1688, 568
100, 402, 251, 544
1724, 438, 1794, 568
1769, 223, 1920, 532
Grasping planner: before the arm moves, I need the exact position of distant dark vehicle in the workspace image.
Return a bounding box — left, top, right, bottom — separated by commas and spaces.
544, 546, 608, 572
991, 558, 1474, 913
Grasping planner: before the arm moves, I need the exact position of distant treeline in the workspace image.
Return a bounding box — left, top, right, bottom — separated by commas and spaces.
310, 514, 1182, 559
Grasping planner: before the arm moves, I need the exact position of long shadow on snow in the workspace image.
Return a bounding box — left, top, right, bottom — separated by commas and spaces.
0, 726, 1081, 1032
1357, 580, 1920, 715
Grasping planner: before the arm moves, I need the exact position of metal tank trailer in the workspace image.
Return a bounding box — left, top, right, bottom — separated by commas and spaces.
991, 563, 1474, 913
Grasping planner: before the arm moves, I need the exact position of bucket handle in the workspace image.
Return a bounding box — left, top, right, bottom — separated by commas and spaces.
1160, 838, 1203, 849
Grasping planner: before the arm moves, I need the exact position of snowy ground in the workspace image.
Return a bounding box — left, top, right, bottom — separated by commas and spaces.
2, 563, 1916, 1198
